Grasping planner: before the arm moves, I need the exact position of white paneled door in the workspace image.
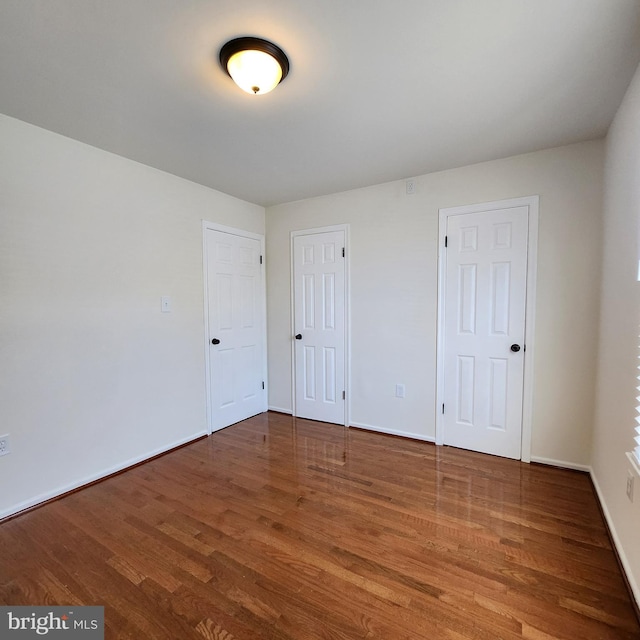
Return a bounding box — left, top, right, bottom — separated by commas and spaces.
442, 205, 530, 459
205, 227, 266, 432
293, 228, 347, 425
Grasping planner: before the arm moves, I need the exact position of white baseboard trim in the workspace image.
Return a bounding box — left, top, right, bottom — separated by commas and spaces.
530, 455, 591, 473
590, 468, 640, 607
268, 406, 292, 415
349, 421, 436, 443
0, 431, 208, 521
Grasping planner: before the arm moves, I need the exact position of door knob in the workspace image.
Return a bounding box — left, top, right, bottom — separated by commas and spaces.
211, 338, 221, 345
510, 344, 521, 353
295, 334, 302, 340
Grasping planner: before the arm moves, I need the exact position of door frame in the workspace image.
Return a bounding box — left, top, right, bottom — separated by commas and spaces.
290, 224, 351, 427
202, 221, 268, 435
435, 196, 539, 462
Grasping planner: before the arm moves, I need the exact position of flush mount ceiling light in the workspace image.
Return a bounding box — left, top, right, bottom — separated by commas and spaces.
219, 37, 289, 95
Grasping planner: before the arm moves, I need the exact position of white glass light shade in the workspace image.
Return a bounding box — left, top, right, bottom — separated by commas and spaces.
220, 37, 289, 96
226, 49, 283, 95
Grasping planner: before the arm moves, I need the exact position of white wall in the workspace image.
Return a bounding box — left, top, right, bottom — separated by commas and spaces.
592, 61, 640, 603
0, 115, 264, 518
266, 140, 604, 468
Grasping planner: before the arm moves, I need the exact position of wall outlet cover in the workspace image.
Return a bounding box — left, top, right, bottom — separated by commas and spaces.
0, 434, 10, 457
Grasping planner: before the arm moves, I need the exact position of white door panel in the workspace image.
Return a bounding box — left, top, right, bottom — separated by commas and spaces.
206, 228, 265, 431
443, 206, 528, 459
293, 230, 346, 425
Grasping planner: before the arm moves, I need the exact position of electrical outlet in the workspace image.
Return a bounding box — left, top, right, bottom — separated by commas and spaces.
406, 179, 416, 195
395, 384, 406, 398
626, 470, 634, 502
0, 434, 10, 457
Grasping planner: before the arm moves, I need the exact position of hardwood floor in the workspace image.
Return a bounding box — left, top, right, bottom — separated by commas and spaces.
1, 411, 638, 639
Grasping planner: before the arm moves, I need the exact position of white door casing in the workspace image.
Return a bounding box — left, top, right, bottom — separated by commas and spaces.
203, 223, 267, 433
436, 197, 538, 461
292, 226, 349, 426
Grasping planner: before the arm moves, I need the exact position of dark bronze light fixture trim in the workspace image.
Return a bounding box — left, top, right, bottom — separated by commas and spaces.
219, 37, 290, 94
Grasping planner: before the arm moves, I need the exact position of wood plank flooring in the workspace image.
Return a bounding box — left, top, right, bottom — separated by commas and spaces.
1, 411, 638, 639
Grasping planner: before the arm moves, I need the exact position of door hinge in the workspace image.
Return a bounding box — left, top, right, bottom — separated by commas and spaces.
260, 255, 263, 265
262, 381, 265, 390
442, 403, 445, 414
342, 390, 346, 400
444, 236, 448, 248
342, 247, 345, 258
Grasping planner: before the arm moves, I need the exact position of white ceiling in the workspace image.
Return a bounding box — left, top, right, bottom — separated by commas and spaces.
1, 1, 639, 207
